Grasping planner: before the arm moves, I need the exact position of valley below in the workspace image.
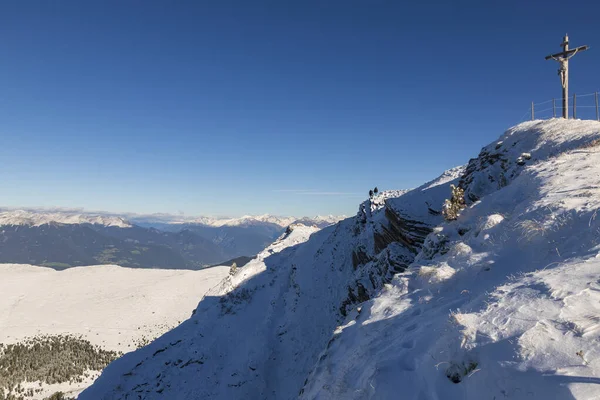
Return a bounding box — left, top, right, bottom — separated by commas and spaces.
0, 263, 229, 399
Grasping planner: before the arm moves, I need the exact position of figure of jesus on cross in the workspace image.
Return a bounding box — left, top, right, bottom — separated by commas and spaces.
545, 34, 589, 119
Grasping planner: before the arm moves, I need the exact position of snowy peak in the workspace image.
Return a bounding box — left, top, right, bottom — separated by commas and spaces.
0, 210, 132, 228
205, 223, 320, 297
300, 119, 600, 399
186, 214, 345, 228
187, 214, 298, 227
0, 209, 345, 230
461, 119, 600, 203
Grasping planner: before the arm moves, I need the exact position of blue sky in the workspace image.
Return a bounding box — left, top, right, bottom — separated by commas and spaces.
1, 0, 599, 217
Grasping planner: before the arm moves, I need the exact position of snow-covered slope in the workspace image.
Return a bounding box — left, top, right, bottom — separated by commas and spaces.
0, 264, 229, 399
83, 119, 600, 400
301, 119, 600, 399
81, 167, 460, 399
0, 210, 131, 228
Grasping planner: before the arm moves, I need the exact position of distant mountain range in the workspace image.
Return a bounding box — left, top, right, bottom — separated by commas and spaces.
0, 209, 345, 269
125, 213, 342, 229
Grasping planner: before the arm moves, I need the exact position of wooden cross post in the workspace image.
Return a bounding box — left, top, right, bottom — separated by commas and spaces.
545, 34, 589, 119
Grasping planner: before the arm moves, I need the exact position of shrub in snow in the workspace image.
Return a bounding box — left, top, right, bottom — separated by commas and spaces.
580, 138, 600, 149
442, 184, 466, 221
446, 360, 478, 383
229, 262, 238, 276
576, 350, 589, 365
419, 232, 450, 260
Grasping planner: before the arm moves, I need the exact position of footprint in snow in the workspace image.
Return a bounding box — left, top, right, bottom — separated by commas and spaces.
411, 308, 422, 317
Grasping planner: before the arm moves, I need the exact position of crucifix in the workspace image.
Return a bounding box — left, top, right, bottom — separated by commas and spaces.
545, 34, 589, 119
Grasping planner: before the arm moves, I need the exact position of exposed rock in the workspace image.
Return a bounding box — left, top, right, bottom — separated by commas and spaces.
374, 206, 432, 254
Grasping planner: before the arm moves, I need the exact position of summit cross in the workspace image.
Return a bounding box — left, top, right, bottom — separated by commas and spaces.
545, 34, 589, 119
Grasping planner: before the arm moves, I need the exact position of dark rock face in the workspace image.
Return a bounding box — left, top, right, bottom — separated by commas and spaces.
351, 246, 371, 270
459, 149, 510, 203
374, 207, 433, 254
340, 166, 466, 318
341, 200, 437, 316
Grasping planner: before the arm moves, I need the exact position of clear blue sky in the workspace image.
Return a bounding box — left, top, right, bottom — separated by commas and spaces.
1, 0, 599, 217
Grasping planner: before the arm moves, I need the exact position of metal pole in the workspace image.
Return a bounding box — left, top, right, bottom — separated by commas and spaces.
596, 92, 599, 121
573, 93, 577, 119
531, 101, 534, 121
553, 98, 556, 118
563, 35, 569, 118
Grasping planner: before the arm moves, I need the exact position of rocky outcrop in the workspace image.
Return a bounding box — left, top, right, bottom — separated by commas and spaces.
459, 149, 510, 203
374, 206, 433, 254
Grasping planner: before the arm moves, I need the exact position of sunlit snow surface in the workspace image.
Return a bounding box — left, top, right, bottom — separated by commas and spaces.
83, 119, 600, 400
0, 264, 229, 398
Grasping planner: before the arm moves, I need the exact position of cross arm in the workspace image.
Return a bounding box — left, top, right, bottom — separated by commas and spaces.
545, 45, 589, 60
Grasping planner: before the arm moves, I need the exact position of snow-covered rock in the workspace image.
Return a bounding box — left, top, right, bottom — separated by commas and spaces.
83, 119, 600, 400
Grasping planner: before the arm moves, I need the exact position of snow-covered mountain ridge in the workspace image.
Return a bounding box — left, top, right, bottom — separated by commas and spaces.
182, 214, 344, 228
0, 210, 132, 228
0, 211, 343, 268
0, 209, 344, 229
82, 120, 600, 399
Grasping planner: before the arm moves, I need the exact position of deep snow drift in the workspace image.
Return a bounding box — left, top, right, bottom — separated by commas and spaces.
82, 119, 600, 399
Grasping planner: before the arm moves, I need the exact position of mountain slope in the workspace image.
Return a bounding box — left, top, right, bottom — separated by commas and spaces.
135, 215, 345, 260
0, 210, 131, 228
173, 223, 283, 259
301, 119, 600, 399
0, 263, 229, 399
82, 119, 600, 400
0, 211, 342, 269
80, 168, 461, 399
0, 223, 209, 269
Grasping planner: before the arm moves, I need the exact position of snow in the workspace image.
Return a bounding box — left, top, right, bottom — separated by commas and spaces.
0, 210, 131, 228
0, 208, 345, 229
301, 119, 600, 399
82, 119, 600, 400
0, 263, 229, 398
80, 173, 456, 399
179, 214, 345, 228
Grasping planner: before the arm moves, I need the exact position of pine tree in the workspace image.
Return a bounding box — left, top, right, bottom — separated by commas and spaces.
442, 184, 466, 221
374, 187, 379, 195
229, 262, 238, 276
369, 190, 374, 198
